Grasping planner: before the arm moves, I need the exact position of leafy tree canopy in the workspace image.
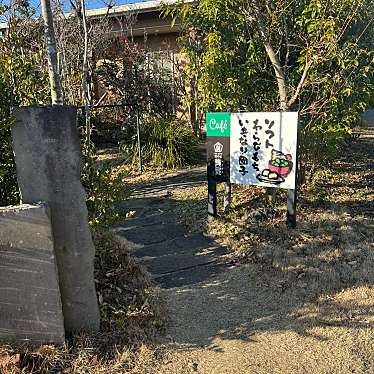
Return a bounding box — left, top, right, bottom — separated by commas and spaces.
163, 0, 374, 167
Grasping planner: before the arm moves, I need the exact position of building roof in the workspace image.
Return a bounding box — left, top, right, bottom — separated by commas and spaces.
86, 0, 194, 18
0, 0, 195, 30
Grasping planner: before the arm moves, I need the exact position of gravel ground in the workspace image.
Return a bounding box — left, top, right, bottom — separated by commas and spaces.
142, 133, 374, 374
154, 266, 373, 374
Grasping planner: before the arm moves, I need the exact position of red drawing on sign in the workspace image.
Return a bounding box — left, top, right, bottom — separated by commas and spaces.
257, 150, 293, 185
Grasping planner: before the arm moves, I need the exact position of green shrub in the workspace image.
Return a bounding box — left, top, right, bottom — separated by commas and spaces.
124, 116, 200, 169
0, 124, 19, 206
0, 76, 18, 207
81, 153, 132, 227
0, 6, 48, 206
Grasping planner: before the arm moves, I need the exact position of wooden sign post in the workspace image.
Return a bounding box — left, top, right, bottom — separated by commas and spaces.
206, 112, 231, 220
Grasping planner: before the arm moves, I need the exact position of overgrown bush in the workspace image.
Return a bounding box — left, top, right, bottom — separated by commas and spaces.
0, 71, 17, 207
0, 5, 48, 206
0, 6, 130, 220
81, 149, 132, 227
0, 120, 19, 206
124, 116, 199, 169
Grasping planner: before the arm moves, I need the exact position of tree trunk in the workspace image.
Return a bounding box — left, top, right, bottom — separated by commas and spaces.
41, 0, 63, 105
250, 0, 288, 111
80, 0, 92, 150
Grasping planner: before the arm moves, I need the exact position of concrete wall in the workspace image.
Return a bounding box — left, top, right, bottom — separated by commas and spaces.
362, 109, 374, 129
0, 203, 65, 345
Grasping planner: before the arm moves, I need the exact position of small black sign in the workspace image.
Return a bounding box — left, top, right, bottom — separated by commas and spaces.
207, 136, 230, 183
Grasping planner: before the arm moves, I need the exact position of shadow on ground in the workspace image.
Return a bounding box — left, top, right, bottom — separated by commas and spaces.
153, 193, 373, 336
114, 134, 374, 373
114, 193, 231, 289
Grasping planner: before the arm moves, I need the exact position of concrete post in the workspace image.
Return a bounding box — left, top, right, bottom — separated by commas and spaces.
11, 106, 100, 334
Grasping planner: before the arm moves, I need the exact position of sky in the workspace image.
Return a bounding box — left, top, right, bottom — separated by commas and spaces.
72, 0, 150, 10
0, 0, 152, 23
27, 0, 151, 13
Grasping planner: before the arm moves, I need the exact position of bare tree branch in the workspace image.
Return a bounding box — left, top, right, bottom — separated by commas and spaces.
80, 0, 91, 148
287, 59, 312, 109
283, 16, 290, 71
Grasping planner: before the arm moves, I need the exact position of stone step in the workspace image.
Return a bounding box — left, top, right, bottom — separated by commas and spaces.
132, 167, 206, 194
140, 246, 227, 275
132, 233, 215, 258
123, 212, 176, 229
119, 196, 169, 216
114, 223, 187, 246
154, 262, 230, 289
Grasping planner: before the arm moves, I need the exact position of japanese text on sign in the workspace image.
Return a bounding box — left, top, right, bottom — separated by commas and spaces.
230, 112, 298, 189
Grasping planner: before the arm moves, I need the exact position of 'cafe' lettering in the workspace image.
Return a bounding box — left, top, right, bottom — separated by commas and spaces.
209, 118, 228, 134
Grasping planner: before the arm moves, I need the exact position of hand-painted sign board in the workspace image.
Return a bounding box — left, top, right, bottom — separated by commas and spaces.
230, 112, 298, 189
206, 112, 298, 190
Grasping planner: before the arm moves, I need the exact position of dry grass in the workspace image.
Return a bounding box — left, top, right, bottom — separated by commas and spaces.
172, 135, 374, 300
158, 134, 374, 373
95, 146, 202, 189
0, 232, 166, 374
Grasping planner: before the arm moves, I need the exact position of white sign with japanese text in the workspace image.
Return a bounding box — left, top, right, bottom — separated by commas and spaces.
230, 112, 298, 189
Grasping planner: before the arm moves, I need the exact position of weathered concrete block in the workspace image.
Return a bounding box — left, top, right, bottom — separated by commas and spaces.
11, 106, 100, 334
362, 109, 374, 129
0, 204, 65, 345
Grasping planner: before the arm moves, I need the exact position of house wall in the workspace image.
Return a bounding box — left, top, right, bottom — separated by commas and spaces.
93, 6, 193, 124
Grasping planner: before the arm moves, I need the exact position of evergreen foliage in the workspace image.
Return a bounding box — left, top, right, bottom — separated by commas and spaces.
0, 4, 48, 206
163, 0, 374, 171
124, 116, 199, 169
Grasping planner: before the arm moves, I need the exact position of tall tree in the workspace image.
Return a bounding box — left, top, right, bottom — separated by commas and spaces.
41, 0, 63, 105
80, 0, 92, 149
164, 0, 374, 173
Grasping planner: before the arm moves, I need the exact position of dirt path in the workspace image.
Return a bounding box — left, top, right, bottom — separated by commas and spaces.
115, 134, 374, 374
158, 267, 373, 374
